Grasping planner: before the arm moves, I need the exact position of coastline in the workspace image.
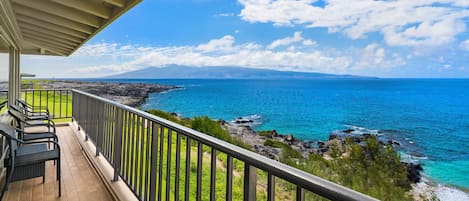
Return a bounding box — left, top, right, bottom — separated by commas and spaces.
166, 112, 469, 201
4, 79, 467, 200
0, 80, 179, 107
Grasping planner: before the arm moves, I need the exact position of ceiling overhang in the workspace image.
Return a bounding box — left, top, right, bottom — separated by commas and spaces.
0, 0, 141, 56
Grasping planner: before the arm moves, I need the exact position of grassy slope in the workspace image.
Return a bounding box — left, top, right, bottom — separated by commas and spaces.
142, 110, 297, 201
147, 110, 413, 201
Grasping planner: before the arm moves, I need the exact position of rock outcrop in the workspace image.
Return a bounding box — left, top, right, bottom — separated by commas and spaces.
3, 80, 178, 107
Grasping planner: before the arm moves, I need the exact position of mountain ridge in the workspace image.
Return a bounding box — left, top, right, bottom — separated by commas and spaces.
107, 65, 374, 79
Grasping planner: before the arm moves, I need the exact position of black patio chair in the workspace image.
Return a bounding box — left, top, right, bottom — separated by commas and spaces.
10, 104, 50, 122
8, 105, 56, 133
0, 127, 61, 199
16, 99, 50, 117
8, 107, 58, 150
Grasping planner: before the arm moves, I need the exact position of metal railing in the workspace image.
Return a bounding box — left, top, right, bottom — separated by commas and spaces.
0, 89, 72, 119
0, 91, 7, 112
72, 89, 377, 201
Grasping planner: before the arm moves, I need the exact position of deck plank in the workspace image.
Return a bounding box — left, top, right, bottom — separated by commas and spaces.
2, 126, 114, 201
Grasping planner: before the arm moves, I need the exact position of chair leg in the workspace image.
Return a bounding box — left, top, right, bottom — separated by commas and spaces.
57, 159, 61, 197
1, 166, 14, 200
43, 176, 45, 183
56, 160, 60, 181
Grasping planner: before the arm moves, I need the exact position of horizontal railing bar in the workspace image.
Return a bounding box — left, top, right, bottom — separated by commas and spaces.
21, 89, 71, 92
71, 89, 378, 201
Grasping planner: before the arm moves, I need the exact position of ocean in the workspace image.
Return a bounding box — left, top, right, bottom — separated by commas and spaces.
92, 78, 469, 192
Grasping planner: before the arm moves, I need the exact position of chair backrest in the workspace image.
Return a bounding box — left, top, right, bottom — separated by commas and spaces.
9, 104, 25, 115
7, 106, 27, 129
0, 126, 20, 153
16, 99, 30, 109
0, 126, 18, 157
0, 126, 19, 200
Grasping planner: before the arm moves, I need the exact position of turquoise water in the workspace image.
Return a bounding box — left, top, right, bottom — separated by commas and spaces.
94, 78, 469, 189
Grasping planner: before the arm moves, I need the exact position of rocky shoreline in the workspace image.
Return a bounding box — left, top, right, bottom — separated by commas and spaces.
221, 120, 423, 181
0, 80, 178, 107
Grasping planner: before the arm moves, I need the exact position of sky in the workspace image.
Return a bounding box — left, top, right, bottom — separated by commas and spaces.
1, 0, 469, 79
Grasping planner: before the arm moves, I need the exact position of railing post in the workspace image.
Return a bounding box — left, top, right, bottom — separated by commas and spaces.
243, 164, 257, 201
84, 95, 89, 141
113, 108, 123, 182
95, 100, 103, 157
296, 186, 305, 201
149, 123, 159, 201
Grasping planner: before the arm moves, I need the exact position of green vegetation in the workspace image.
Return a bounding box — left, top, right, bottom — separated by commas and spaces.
145, 110, 275, 201
149, 109, 413, 201
263, 139, 303, 160
0, 80, 72, 122
0, 96, 7, 113
257, 130, 273, 138
190, 116, 251, 150
147, 110, 251, 150
285, 137, 412, 201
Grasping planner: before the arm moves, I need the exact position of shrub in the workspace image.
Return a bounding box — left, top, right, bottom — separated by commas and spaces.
257, 130, 273, 138
263, 139, 284, 148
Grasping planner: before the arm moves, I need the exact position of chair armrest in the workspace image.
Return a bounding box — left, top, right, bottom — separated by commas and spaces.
23, 140, 61, 150
24, 122, 57, 133
27, 107, 50, 115
16, 128, 58, 138
25, 115, 50, 121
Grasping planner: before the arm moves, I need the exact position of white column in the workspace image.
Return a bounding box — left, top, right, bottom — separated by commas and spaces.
15, 48, 20, 99
7, 46, 19, 106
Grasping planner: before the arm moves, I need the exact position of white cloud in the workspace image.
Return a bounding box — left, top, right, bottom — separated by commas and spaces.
268, 31, 304, 49
214, 13, 235, 17
461, 39, 469, 50
355, 43, 405, 69
302, 39, 316, 46
63, 34, 404, 77
268, 32, 317, 49
238, 0, 469, 47
196, 35, 236, 52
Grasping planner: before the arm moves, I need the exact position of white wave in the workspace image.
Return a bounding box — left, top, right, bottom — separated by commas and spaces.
399, 151, 428, 163
435, 185, 469, 201
343, 124, 382, 135
413, 178, 469, 201
158, 87, 184, 94
231, 114, 263, 127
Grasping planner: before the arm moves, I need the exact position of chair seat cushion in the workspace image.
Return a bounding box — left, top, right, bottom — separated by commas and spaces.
26, 115, 49, 121
15, 149, 59, 166
23, 133, 56, 141
16, 144, 48, 156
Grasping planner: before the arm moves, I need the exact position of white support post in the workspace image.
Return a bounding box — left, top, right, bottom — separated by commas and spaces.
7, 47, 20, 106
15, 48, 20, 99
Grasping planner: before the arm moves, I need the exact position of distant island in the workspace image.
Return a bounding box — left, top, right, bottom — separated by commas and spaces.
107, 65, 373, 79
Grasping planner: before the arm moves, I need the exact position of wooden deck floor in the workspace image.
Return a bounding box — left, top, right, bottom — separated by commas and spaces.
2, 126, 114, 201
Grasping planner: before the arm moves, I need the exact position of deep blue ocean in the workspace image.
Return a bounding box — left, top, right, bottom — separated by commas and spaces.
91, 78, 469, 190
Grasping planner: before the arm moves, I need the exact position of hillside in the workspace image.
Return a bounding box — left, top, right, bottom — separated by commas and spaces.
107, 65, 371, 79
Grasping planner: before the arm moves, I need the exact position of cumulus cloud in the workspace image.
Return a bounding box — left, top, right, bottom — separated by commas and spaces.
269, 31, 305, 49
196, 35, 236, 52
238, 0, 469, 47
66, 34, 404, 77
461, 39, 469, 50
355, 43, 405, 69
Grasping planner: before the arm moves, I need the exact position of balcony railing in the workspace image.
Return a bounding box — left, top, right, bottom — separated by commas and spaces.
0, 89, 72, 120
72, 89, 377, 201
